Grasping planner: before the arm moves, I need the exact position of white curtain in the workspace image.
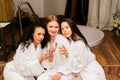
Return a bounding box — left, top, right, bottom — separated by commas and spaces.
87, 0, 119, 30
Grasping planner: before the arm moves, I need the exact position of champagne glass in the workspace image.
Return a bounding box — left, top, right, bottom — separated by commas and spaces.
47, 42, 57, 69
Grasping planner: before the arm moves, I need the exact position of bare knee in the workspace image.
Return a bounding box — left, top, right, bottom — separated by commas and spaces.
72, 76, 82, 80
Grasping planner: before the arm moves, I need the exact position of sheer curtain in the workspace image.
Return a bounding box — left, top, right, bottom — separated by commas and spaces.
87, 0, 119, 30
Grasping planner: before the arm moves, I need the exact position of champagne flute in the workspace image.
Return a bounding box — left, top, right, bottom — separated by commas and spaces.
47, 42, 57, 69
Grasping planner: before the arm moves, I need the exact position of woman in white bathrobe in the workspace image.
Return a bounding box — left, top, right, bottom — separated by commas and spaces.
3, 23, 49, 80
51, 18, 106, 80
37, 15, 74, 80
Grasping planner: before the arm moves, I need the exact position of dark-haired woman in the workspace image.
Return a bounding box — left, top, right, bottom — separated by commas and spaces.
51, 18, 106, 80
3, 23, 49, 80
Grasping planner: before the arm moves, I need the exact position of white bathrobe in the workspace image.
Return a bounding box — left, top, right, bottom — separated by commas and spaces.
37, 34, 74, 80
3, 43, 44, 80
57, 40, 106, 80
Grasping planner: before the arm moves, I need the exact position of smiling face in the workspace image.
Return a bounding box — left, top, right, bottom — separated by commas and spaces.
61, 22, 72, 40
33, 27, 45, 46
47, 21, 59, 38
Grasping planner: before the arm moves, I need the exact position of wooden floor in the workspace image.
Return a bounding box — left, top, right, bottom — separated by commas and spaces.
0, 27, 120, 80
91, 31, 120, 80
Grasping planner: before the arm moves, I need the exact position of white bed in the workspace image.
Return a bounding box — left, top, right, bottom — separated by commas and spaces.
77, 25, 104, 47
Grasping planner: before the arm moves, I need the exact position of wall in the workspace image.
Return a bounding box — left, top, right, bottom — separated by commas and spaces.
43, 0, 67, 17
13, 0, 44, 17
12, 0, 67, 17
117, 0, 120, 9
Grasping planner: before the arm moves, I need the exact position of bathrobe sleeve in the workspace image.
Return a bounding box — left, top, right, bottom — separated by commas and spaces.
56, 34, 69, 49
13, 44, 44, 76
41, 34, 70, 69
57, 41, 95, 75
54, 34, 70, 68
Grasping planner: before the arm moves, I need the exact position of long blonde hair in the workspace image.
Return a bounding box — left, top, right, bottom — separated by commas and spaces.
45, 14, 60, 26
45, 15, 60, 41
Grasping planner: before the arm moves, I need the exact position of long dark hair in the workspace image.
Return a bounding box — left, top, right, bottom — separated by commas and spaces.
60, 18, 88, 46
17, 22, 48, 51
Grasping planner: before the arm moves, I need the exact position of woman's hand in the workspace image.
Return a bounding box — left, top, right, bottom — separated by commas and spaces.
59, 46, 68, 58
48, 53, 54, 62
39, 53, 49, 64
49, 42, 57, 54
48, 42, 57, 62
51, 72, 62, 80
72, 76, 83, 80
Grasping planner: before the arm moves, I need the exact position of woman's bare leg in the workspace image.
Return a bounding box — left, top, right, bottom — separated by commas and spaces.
72, 76, 83, 80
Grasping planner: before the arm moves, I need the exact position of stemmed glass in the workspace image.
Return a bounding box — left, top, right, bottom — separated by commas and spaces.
47, 42, 57, 69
